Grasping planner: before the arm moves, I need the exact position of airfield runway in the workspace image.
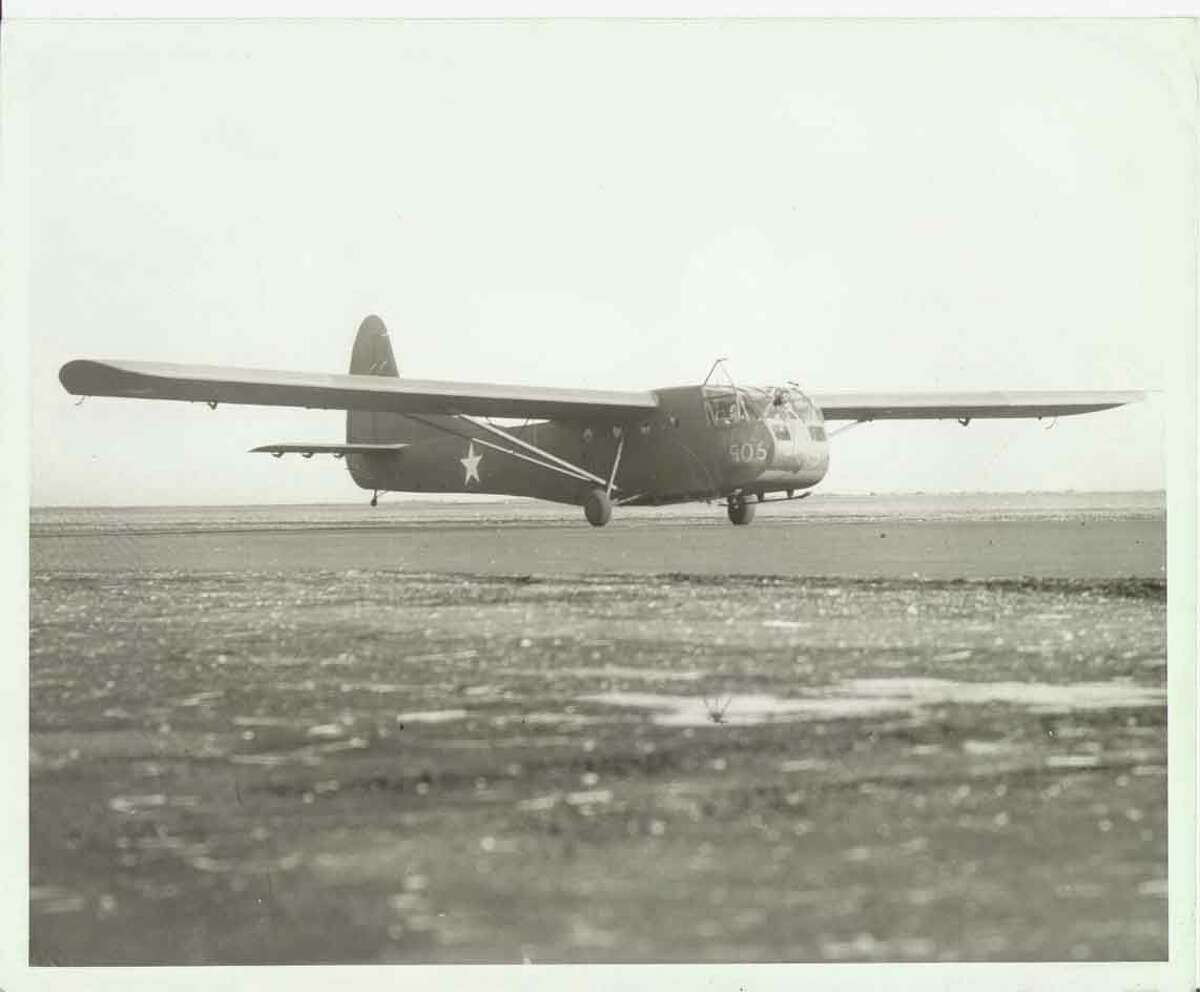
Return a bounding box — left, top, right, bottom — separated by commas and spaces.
29, 493, 1167, 964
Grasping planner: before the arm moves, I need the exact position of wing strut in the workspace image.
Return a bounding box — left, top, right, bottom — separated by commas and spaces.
465, 433, 601, 486
404, 414, 621, 493
462, 416, 609, 488
606, 432, 625, 498
828, 419, 872, 439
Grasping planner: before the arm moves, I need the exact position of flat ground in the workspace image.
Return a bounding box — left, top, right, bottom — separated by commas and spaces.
28, 494, 1167, 964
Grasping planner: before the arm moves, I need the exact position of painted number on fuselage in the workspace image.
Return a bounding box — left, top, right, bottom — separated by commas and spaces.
729, 441, 768, 463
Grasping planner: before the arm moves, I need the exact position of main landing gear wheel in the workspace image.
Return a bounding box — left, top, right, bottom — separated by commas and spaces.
583, 488, 613, 527
727, 493, 756, 526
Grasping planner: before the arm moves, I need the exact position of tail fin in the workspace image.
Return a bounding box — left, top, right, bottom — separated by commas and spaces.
347, 315, 404, 445
349, 313, 399, 378
345, 314, 455, 447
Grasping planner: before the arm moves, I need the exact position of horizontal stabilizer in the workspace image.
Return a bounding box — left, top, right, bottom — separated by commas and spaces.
250, 442, 408, 459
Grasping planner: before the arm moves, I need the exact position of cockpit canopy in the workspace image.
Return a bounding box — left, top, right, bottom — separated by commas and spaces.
702, 384, 823, 428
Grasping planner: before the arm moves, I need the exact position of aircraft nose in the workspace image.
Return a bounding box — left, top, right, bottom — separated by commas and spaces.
765, 417, 803, 470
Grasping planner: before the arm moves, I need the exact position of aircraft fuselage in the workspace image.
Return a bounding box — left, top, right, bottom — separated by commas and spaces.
346, 383, 830, 506
55, 312, 1143, 527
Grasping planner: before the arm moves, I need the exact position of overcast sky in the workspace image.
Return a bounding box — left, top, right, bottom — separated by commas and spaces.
11, 18, 1192, 505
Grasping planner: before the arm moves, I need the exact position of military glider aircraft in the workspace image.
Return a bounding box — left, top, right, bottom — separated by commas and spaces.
59, 315, 1143, 526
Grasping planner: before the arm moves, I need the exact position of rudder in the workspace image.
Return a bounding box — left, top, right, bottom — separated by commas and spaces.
348, 313, 399, 379
347, 315, 402, 447
346, 314, 457, 449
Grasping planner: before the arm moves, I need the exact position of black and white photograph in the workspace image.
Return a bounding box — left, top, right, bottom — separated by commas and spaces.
2, 5, 1196, 990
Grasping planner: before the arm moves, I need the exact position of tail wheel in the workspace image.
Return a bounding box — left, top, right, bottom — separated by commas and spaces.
727, 493, 756, 526
583, 488, 613, 527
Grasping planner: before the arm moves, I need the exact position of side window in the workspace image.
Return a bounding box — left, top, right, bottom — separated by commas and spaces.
705, 382, 760, 427
800, 397, 821, 425
704, 395, 740, 427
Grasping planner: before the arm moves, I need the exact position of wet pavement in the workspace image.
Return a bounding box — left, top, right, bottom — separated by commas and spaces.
28, 498, 1167, 964
29, 493, 1166, 579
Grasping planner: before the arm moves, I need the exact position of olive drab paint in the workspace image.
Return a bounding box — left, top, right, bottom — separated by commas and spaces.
57, 314, 1143, 527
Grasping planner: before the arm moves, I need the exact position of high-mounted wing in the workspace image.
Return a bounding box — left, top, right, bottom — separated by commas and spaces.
59, 359, 660, 422
808, 390, 1144, 422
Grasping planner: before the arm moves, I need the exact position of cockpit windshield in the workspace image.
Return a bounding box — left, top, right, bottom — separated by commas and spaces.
702, 385, 748, 426
747, 386, 822, 424
702, 384, 823, 428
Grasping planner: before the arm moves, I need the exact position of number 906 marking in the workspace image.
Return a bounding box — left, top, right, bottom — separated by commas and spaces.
729, 441, 768, 463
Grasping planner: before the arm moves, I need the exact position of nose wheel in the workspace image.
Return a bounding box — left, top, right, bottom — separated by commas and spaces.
583, 488, 613, 527
727, 492, 755, 526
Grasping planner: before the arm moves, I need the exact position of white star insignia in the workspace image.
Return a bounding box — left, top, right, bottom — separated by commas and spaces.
460, 441, 483, 485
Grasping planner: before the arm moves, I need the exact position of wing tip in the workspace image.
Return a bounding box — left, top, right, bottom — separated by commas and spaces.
59, 359, 98, 394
